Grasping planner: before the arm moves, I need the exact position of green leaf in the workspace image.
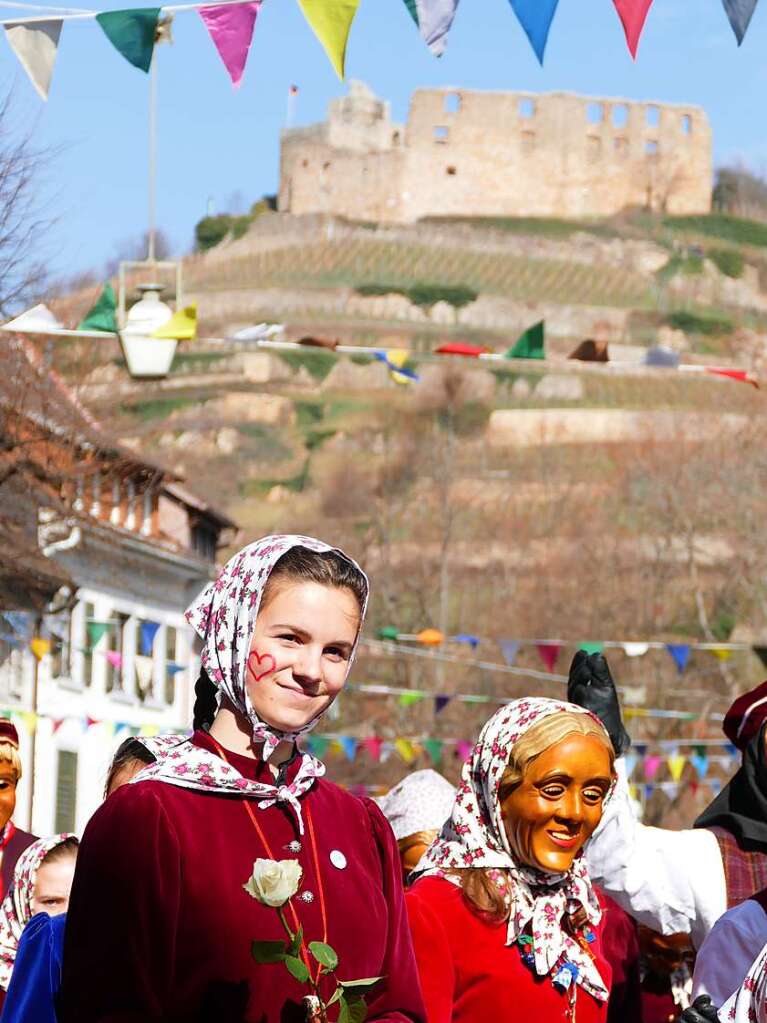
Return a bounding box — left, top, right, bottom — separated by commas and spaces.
338, 994, 368, 1023
308, 941, 339, 971
340, 976, 383, 991
251, 940, 287, 965
326, 987, 344, 1008
288, 925, 304, 959
284, 955, 310, 984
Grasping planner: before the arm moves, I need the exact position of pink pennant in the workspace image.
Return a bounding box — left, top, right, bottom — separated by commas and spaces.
105, 650, 123, 669
199, 1, 261, 87
613, 0, 654, 58
644, 754, 662, 781
456, 740, 474, 762
51, 718, 65, 734
536, 643, 561, 672
363, 736, 383, 762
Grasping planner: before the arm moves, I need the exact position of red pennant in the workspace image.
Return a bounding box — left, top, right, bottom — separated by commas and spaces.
613, 0, 654, 58
363, 737, 383, 762
705, 367, 759, 388
456, 740, 474, 762
85, 716, 100, 730
51, 719, 65, 734
644, 754, 662, 780
536, 643, 561, 672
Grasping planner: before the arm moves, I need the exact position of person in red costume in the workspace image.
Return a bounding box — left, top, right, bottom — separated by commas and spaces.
406, 697, 616, 1023
59, 535, 426, 1023
0, 721, 36, 901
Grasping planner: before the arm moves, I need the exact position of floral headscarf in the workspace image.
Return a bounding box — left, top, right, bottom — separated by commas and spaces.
133, 535, 368, 834
0, 833, 77, 990
720, 941, 767, 1023
417, 697, 614, 1003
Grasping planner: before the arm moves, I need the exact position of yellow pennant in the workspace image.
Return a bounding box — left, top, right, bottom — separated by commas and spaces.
140, 724, 160, 737
296, 0, 360, 79
416, 628, 444, 647
152, 303, 197, 341
19, 711, 37, 735
388, 349, 415, 386
29, 637, 51, 661
667, 753, 686, 783
394, 738, 415, 764
711, 647, 732, 662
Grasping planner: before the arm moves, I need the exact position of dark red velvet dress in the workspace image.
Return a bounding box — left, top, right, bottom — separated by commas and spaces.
406, 875, 612, 1023
58, 732, 426, 1023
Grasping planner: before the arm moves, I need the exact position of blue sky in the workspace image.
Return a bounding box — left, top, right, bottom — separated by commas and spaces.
3, 0, 765, 280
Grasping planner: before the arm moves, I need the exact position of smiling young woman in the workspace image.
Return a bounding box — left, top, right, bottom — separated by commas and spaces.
406, 698, 616, 1023
58, 536, 426, 1023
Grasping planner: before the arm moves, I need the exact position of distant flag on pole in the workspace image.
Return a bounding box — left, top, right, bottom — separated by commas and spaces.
95, 8, 161, 73
199, 1, 261, 86
507, 0, 560, 64
401, 0, 461, 57
722, 0, 759, 44
4, 19, 62, 101
612, 0, 655, 58
296, 0, 361, 79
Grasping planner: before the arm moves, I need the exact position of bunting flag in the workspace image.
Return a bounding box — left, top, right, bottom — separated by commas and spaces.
139, 622, 161, 656
423, 738, 443, 764
612, 0, 654, 58
377, 626, 400, 641
401, 0, 460, 57
134, 654, 154, 695
87, 621, 110, 648
199, 2, 260, 86
454, 633, 480, 649
395, 737, 416, 764
580, 642, 604, 655
398, 692, 424, 707
51, 718, 65, 733
623, 642, 650, 657
363, 736, 383, 761
78, 283, 118, 334
19, 711, 37, 735
4, 19, 62, 101
644, 755, 662, 780
691, 750, 708, 779
95, 8, 160, 73
296, 0, 360, 79
105, 650, 123, 670
711, 647, 732, 662
338, 735, 357, 761
536, 642, 561, 672
307, 735, 329, 758
434, 342, 488, 358
722, 0, 759, 44
140, 724, 160, 737
434, 694, 451, 714
152, 303, 198, 341
417, 629, 444, 646
29, 637, 50, 661
2, 303, 63, 333
666, 643, 691, 674
373, 349, 419, 384
1, 612, 32, 638
507, 320, 545, 360
507, 0, 559, 64
667, 752, 686, 783
456, 739, 473, 761
499, 640, 519, 666
166, 662, 185, 676
624, 750, 639, 779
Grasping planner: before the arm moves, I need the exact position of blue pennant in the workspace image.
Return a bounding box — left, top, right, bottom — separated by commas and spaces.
507, 0, 561, 64
665, 643, 691, 675
722, 0, 759, 45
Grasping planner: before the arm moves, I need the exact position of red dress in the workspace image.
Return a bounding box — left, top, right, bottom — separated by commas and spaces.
406, 876, 612, 1023
59, 732, 426, 1023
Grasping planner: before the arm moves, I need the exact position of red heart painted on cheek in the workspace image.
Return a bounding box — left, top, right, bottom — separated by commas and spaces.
247, 650, 277, 683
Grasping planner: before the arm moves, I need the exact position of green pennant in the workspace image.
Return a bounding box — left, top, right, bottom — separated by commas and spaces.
96, 8, 160, 73
402, 0, 419, 25
377, 626, 400, 641
579, 642, 604, 655
507, 320, 545, 360
78, 283, 118, 333
423, 739, 443, 764
399, 691, 424, 708
86, 621, 110, 648
308, 736, 329, 758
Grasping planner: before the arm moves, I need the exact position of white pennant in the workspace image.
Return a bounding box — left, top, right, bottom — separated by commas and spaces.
134, 655, 154, 696
414, 0, 460, 56
2, 303, 63, 332
4, 19, 62, 101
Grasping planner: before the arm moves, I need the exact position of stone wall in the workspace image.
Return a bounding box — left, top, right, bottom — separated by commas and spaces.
280, 83, 712, 223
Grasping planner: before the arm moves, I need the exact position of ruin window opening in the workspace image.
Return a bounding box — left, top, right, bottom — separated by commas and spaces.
302, 159, 309, 168
612, 104, 628, 128
645, 139, 659, 157
587, 136, 602, 162
587, 102, 605, 125
444, 92, 461, 114
518, 97, 535, 119
392, 131, 401, 144
434, 125, 449, 144
614, 136, 628, 155
446, 165, 457, 176
646, 105, 661, 128
681, 114, 692, 135
521, 131, 536, 152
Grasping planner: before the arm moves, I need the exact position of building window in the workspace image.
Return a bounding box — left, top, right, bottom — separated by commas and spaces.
110, 479, 121, 526
444, 92, 461, 114
646, 105, 661, 128
446, 165, 457, 176
125, 480, 136, 530
614, 136, 628, 156
83, 601, 96, 687
90, 471, 101, 517
106, 612, 130, 693
192, 525, 217, 562
521, 131, 536, 152
49, 613, 71, 679
165, 625, 178, 706
55, 750, 78, 833
587, 102, 604, 125
612, 104, 628, 128
518, 97, 535, 119
645, 139, 659, 157
141, 488, 153, 537
681, 113, 692, 135
433, 125, 449, 144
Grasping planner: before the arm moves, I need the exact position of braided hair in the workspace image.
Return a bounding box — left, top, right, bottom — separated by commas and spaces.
192, 667, 218, 732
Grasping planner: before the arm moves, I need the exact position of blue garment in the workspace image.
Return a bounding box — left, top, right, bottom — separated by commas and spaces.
0, 912, 65, 1023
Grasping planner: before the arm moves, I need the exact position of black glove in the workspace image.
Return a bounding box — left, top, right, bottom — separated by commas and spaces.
678, 995, 720, 1023
567, 651, 631, 757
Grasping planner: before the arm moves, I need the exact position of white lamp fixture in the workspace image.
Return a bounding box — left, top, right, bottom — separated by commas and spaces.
119, 283, 177, 378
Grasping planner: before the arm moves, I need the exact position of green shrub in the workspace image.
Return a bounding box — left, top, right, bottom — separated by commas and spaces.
294, 400, 325, 427
274, 350, 335, 381
354, 281, 478, 309
666, 309, 734, 336
664, 214, 767, 248
195, 215, 232, 251
708, 248, 744, 278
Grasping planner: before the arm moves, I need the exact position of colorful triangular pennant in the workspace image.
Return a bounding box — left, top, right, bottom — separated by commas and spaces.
434, 695, 451, 714
579, 642, 604, 655
399, 692, 424, 708
152, 303, 198, 341
506, 1, 559, 64
339, 736, 357, 761
95, 8, 160, 73
536, 642, 561, 672
507, 319, 545, 359
78, 283, 118, 334
499, 640, 519, 666
4, 19, 62, 101
722, 0, 759, 44
199, 1, 261, 86
612, 0, 655, 58
363, 736, 383, 762
456, 739, 473, 762
665, 643, 691, 674
296, 0, 360, 79
87, 621, 110, 649
423, 738, 443, 764
622, 642, 650, 657
29, 637, 50, 661
139, 621, 161, 656
134, 654, 154, 695
3, 303, 63, 333
395, 737, 416, 764
403, 0, 460, 57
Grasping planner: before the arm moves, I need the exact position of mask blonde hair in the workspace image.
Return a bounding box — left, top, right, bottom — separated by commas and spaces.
0, 742, 21, 782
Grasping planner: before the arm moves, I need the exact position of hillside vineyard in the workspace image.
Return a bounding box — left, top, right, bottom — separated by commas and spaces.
279, 81, 712, 223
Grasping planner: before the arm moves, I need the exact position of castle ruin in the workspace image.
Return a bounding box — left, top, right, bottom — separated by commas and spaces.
279, 82, 712, 223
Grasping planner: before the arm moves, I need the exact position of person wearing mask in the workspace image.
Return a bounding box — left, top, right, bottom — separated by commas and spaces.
406, 697, 616, 1022
0, 834, 78, 1014
59, 535, 426, 1023
376, 770, 456, 881
0, 723, 36, 901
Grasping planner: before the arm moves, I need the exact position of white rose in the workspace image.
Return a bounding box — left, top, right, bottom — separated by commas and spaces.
244, 858, 303, 908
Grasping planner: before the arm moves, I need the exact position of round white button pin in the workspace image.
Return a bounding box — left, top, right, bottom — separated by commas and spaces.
330, 850, 347, 869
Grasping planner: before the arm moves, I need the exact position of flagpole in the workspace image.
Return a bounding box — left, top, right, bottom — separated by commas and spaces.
147, 49, 157, 264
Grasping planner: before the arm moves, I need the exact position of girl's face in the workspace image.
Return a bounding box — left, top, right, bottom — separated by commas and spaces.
500, 733, 613, 874
31, 854, 77, 917
246, 581, 361, 733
